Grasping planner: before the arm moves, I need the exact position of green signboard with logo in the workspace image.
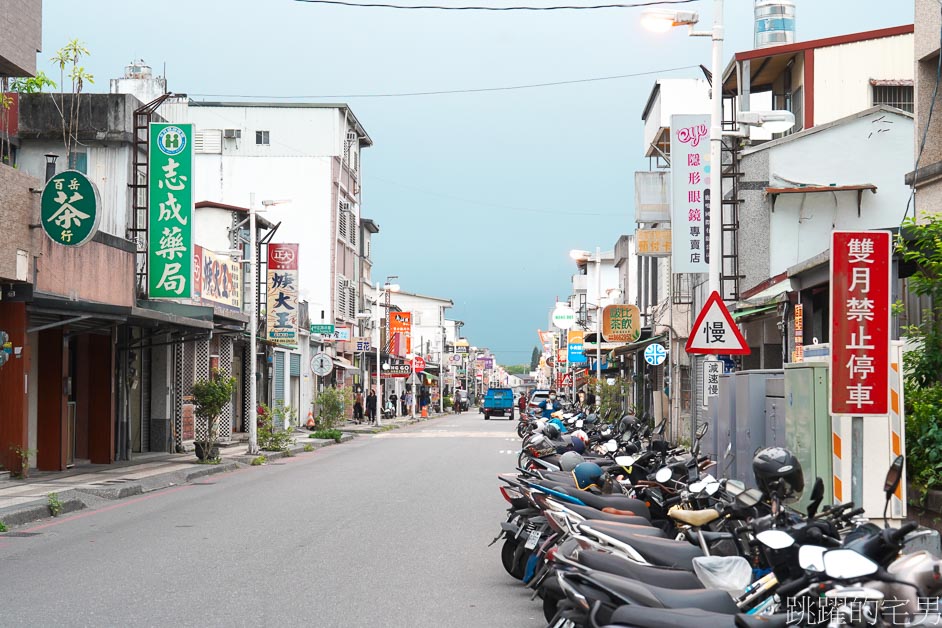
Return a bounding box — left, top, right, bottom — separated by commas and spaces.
40, 170, 100, 246
148, 123, 193, 298
310, 324, 335, 335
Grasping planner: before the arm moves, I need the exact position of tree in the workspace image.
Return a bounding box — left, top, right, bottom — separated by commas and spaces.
505, 364, 529, 375
530, 347, 540, 370
897, 212, 942, 387
191, 369, 236, 461
51, 39, 94, 169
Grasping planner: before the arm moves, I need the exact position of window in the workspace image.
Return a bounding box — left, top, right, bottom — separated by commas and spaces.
872, 81, 914, 113
255, 130, 270, 145
348, 285, 357, 319
338, 201, 349, 242
336, 275, 348, 319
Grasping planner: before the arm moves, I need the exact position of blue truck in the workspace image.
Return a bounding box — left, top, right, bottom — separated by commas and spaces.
482, 387, 514, 420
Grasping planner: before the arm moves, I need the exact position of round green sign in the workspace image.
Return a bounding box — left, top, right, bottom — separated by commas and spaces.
40, 170, 100, 247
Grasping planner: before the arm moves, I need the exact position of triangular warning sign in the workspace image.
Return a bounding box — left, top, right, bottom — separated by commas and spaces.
685, 291, 751, 355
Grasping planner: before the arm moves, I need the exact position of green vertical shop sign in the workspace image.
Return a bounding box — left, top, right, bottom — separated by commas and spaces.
40, 170, 100, 246
148, 123, 193, 298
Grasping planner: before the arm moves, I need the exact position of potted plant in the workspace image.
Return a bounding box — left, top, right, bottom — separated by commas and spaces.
191, 369, 236, 462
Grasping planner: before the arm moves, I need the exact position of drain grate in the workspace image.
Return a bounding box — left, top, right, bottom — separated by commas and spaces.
190, 482, 216, 485
1, 532, 41, 537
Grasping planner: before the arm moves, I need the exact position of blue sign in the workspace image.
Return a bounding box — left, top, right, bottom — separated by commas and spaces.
644, 343, 667, 366
567, 342, 586, 364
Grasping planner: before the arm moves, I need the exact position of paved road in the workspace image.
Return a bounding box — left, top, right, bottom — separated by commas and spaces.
0, 411, 544, 628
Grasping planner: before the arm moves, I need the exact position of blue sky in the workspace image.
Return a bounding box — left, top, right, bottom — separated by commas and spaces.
41, 0, 914, 365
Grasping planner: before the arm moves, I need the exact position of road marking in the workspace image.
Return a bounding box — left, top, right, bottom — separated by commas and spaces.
375, 431, 511, 439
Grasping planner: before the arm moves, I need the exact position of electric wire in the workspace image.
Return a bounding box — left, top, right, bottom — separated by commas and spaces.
189, 65, 699, 100
293, 0, 698, 10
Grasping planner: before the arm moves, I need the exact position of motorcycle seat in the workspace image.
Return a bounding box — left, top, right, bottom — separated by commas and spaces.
563, 503, 651, 526
669, 506, 721, 527
604, 605, 787, 628
588, 571, 739, 614
533, 481, 652, 520
580, 522, 704, 570
576, 550, 703, 589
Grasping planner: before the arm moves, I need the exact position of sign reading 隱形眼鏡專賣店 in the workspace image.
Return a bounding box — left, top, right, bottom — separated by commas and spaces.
149, 123, 194, 298
41, 170, 101, 247
602, 304, 641, 343
267, 243, 299, 347
670, 114, 710, 275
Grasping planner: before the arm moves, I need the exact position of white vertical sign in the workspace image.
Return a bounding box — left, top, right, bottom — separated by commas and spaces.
670, 114, 711, 274
702, 358, 722, 408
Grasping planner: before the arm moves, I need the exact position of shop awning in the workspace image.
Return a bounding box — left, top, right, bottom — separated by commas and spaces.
609, 334, 667, 358
732, 304, 778, 320
333, 356, 359, 371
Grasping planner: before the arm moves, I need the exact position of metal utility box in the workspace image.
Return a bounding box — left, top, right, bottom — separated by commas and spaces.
765, 376, 787, 449
703, 394, 719, 463
784, 362, 832, 513
716, 374, 736, 481
733, 370, 784, 487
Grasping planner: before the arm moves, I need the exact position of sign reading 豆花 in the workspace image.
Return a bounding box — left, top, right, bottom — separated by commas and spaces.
149, 123, 194, 298
644, 343, 667, 366
354, 337, 371, 352
552, 304, 576, 330
41, 170, 101, 247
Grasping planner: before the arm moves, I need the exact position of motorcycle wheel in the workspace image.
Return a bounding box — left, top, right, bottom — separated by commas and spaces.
516, 422, 526, 438
543, 591, 563, 622
501, 537, 520, 578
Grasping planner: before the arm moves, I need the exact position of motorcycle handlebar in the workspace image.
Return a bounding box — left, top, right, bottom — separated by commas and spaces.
890, 521, 919, 544
776, 575, 810, 600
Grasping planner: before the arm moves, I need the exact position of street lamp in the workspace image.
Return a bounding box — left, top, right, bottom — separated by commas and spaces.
642, 5, 794, 298
244, 194, 290, 455
570, 247, 603, 393
372, 280, 400, 426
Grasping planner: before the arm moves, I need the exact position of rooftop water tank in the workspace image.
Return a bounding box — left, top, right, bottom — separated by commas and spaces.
754, 1, 796, 49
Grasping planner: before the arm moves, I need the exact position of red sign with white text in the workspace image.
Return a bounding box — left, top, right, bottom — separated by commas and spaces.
412, 356, 426, 373
830, 231, 891, 416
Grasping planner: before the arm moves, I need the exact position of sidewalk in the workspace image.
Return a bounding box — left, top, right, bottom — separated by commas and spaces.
0, 412, 442, 531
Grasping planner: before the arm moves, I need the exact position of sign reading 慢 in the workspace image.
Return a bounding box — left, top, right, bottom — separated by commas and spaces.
267, 243, 299, 347
41, 170, 101, 247
670, 114, 710, 275
602, 304, 641, 343
830, 231, 890, 416
149, 123, 194, 298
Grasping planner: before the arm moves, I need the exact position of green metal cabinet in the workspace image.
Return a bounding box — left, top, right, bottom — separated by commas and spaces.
784, 362, 832, 513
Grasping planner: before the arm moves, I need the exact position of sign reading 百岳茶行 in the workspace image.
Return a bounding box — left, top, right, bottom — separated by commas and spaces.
148, 123, 194, 298
41, 170, 101, 247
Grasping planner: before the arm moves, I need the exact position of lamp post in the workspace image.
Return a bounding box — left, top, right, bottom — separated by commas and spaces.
571, 247, 603, 392
371, 281, 400, 427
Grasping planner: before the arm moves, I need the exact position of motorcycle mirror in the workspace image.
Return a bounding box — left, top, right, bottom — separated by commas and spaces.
756, 529, 795, 550
725, 479, 746, 497
884, 455, 905, 497
705, 482, 720, 496
651, 440, 670, 454
798, 545, 827, 572
689, 480, 705, 494
808, 477, 825, 519
615, 455, 636, 467
656, 420, 666, 435
736, 488, 762, 508
605, 439, 618, 453
696, 422, 709, 440
724, 442, 732, 458
576, 419, 584, 428
655, 467, 672, 483
822, 549, 879, 579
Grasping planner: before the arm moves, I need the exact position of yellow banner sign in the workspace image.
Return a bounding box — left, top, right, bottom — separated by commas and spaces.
602, 304, 642, 343
636, 228, 672, 257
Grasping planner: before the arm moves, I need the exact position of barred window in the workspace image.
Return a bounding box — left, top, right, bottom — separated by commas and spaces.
871, 81, 914, 113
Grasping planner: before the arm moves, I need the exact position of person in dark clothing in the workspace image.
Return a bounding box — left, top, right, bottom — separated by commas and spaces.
353, 391, 364, 423
389, 392, 399, 417
365, 389, 377, 424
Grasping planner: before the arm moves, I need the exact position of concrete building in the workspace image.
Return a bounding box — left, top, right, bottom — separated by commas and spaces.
905, 1, 942, 213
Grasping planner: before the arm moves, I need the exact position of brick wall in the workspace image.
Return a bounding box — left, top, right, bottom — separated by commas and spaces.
0, 163, 40, 282
0, 0, 41, 77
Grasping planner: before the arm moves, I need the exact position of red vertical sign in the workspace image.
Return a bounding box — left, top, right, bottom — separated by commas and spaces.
830, 231, 891, 416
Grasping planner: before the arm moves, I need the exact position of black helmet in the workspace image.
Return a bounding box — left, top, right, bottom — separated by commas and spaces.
543, 423, 561, 440
753, 447, 804, 503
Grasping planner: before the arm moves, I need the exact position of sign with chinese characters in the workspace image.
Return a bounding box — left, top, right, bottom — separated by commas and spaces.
567, 330, 586, 364
686, 291, 750, 355
478, 356, 494, 370
792, 303, 804, 363
354, 337, 371, 352
557, 348, 567, 364
310, 324, 335, 335
40, 170, 100, 247
602, 304, 642, 343
670, 114, 710, 274
194, 245, 241, 312
149, 123, 193, 298
634, 170, 671, 223
830, 231, 890, 416
702, 358, 722, 408
635, 229, 672, 257
324, 326, 350, 342
266, 243, 299, 347
412, 356, 426, 373
382, 363, 412, 378
454, 344, 468, 354
552, 304, 576, 330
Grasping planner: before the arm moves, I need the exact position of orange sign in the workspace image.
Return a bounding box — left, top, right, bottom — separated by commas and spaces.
602, 304, 642, 342
635, 229, 672, 257
390, 311, 411, 335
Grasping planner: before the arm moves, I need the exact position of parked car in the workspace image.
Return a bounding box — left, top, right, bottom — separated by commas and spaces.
528, 389, 551, 413
482, 387, 514, 420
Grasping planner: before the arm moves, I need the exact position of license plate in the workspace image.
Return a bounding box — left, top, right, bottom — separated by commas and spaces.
525, 529, 541, 549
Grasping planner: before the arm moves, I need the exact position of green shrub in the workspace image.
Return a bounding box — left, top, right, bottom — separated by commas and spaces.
314, 387, 353, 430
905, 383, 942, 490
303, 444, 314, 452
250, 455, 267, 466
309, 429, 343, 443
257, 402, 296, 452
0, 520, 6, 532
191, 369, 236, 460
47, 493, 62, 517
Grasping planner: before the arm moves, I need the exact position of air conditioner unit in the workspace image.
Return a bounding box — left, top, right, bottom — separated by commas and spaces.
223, 129, 241, 139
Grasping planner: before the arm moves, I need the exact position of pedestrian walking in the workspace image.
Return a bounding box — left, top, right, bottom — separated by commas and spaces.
453, 392, 461, 414
365, 389, 377, 424
403, 391, 414, 416
353, 391, 364, 423
389, 391, 399, 417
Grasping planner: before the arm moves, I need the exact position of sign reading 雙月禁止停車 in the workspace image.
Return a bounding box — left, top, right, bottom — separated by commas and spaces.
830, 231, 891, 416
41, 170, 101, 247
149, 123, 194, 298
